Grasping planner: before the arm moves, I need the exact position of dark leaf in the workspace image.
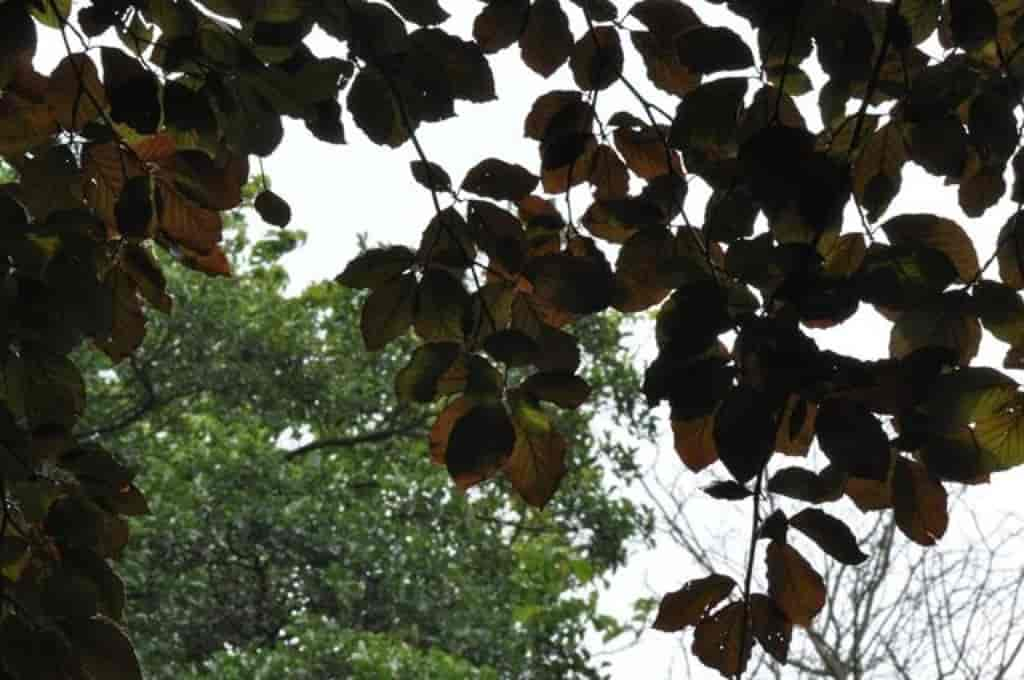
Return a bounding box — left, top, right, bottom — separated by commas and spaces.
446, 402, 516, 490
474, 0, 530, 53
652, 573, 737, 632
714, 386, 778, 484
522, 372, 591, 408
395, 342, 462, 403
766, 540, 826, 627
519, 0, 573, 77
570, 26, 624, 91
253, 190, 292, 227
692, 601, 752, 676
337, 246, 416, 289
463, 158, 539, 201
676, 25, 754, 74
410, 160, 452, 192
702, 480, 752, 500
790, 508, 868, 565
750, 593, 792, 663
360, 273, 416, 350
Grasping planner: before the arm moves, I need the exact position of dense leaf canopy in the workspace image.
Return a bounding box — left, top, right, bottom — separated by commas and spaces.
3, 0, 1024, 677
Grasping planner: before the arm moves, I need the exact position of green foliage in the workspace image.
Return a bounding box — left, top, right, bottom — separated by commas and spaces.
73, 229, 651, 679
3, 0, 1024, 677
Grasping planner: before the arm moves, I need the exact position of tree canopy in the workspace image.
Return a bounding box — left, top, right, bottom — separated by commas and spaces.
3, 0, 1024, 677
73, 219, 653, 680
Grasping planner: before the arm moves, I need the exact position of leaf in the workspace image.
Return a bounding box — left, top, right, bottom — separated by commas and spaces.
474, 0, 530, 53
519, 0, 573, 77
997, 212, 1024, 289
889, 295, 981, 367
852, 123, 906, 222
613, 126, 681, 179
815, 399, 891, 480
524, 90, 593, 141
360, 273, 416, 351
588, 145, 629, 200
410, 29, 496, 103
652, 573, 737, 632
505, 391, 567, 507
692, 601, 752, 677
767, 467, 827, 503
702, 480, 752, 500
337, 246, 416, 289
11, 349, 86, 429
570, 26, 624, 91
47, 53, 107, 131
881, 213, 979, 283
766, 540, 826, 627
0, 95, 57, 155
484, 330, 539, 367
672, 413, 718, 472
387, 0, 449, 25
790, 508, 868, 565
462, 158, 539, 201
395, 342, 463, 403
676, 25, 754, 74
414, 269, 470, 342
66, 615, 143, 680
94, 269, 146, 363
446, 402, 516, 490
253, 190, 292, 227
750, 593, 792, 663
713, 386, 777, 484
893, 457, 948, 545
949, 0, 997, 48
521, 372, 591, 409
101, 47, 160, 134
429, 396, 474, 464
347, 65, 408, 147
114, 175, 155, 239
410, 160, 452, 192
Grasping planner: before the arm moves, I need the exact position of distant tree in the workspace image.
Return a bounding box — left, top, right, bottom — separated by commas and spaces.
74, 216, 655, 680
4, 1, 1024, 677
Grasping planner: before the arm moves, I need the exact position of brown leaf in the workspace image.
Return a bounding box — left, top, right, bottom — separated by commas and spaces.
505, 391, 567, 507
429, 396, 475, 465
750, 593, 792, 663
155, 176, 223, 254
613, 126, 682, 179
446, 402, 516, 490
463, 158, 539, 201
692, 601, 752, 677
766, 540, 826, 627
570, 26, 624, 91
519, 0, 573, 77
652, 573, 737, 632
47, 53, 107, 131
998, 212, 1024, 289
588, 145, 629, 200
893, 457, 948, 545
790, 508, 868, 565
671, 413, 718, 472
474, 0, 530, 53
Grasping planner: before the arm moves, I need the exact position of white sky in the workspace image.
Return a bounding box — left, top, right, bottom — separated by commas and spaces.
31, 1, 1024, 678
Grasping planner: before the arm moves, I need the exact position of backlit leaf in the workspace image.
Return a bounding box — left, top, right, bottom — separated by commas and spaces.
570, 26, 623, 91
766, 540, 826, 627
519, 0, 573, 77
360, 273, 416, 350
790, 508, 868, 565
337, 246, 416, 289
692, 601, 751, 676
893, 457, 948, 545
446, 402, 516, 490
463, 158, 539, 202
676, 25, 754, 74
652, 573, 737, 632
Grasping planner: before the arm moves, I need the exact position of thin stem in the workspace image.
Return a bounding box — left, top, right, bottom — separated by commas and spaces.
735, 467, 765, 680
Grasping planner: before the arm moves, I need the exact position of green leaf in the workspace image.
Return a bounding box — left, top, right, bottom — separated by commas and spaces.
414, 269, 470, 342
395, 342, 463, 403
360, 273, 416, 351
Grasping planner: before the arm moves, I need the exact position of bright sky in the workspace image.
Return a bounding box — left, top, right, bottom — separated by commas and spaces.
32, 1, 1024, 678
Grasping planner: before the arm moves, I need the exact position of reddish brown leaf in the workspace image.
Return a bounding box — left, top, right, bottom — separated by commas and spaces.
750, 593, 792, 663
613, 126, 682, 179
893, 457, 949, 546
652, 573, 737, 632
569, 26, 624, 91
671, 413, 718, 472
692, 601, 752, 677
519, 0, 573, 78
766, 540, 826, 627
